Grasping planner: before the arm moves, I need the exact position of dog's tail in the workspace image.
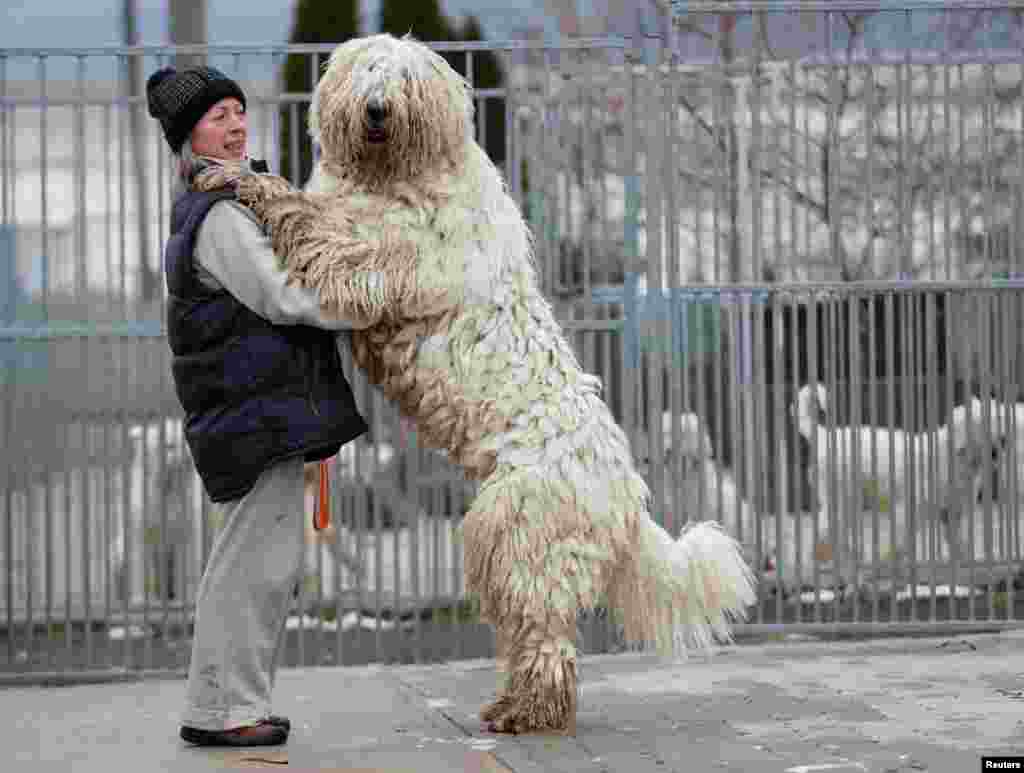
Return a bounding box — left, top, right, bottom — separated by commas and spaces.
613, 516, 757, 657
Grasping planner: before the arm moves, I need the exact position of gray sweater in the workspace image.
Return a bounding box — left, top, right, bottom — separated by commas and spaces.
192, 177, 368, 332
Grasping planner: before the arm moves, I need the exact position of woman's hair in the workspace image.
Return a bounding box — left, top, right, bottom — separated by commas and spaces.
171, 138, 199, 200
172, 139, 238, 199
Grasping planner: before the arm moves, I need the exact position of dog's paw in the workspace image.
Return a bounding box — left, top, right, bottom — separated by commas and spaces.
236, 172, 294, 202
481, 690, 575, 735
193, 164, 246, 192
480, 695, 515, 726
480, 659, 578, 735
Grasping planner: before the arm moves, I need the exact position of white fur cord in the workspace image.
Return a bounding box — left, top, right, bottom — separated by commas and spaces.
639, 518, 757, 656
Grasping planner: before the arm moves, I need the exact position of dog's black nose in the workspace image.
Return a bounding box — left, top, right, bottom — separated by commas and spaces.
367, 102, 387, 125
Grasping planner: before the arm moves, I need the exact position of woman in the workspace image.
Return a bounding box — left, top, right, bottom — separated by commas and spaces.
147, 65, 369, 748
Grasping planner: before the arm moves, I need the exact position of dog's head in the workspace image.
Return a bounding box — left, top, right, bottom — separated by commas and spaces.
310, 33, 474, 188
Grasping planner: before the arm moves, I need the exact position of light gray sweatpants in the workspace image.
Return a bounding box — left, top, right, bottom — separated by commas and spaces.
181, 456, 306, 730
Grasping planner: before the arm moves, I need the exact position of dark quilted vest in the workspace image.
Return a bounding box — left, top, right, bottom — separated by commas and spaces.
164, 185, 368, 503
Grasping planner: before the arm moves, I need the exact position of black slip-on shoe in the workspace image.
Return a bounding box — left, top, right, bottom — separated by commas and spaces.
266, 715, 291, 732
180, 719, 288, 747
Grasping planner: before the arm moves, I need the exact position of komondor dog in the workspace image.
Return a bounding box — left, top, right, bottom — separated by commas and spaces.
197, 33, 756, 734
793, 384, 993, 589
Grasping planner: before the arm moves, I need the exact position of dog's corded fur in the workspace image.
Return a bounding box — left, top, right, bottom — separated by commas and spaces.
196, 33, 756, 734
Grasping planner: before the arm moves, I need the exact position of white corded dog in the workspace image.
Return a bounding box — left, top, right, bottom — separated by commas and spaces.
793, 384, 991, 591
196, 33, 756, 734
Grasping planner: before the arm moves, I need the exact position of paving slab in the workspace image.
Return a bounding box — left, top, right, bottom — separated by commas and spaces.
3, 631, 1024, 771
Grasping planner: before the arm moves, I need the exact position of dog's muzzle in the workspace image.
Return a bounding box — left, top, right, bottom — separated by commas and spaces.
366, 100, 388, 142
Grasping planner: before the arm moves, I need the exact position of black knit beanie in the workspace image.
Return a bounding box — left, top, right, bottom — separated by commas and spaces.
146, 66, 247, 154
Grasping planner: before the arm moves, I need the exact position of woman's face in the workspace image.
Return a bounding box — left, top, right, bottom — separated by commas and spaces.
191, 97, 247, 161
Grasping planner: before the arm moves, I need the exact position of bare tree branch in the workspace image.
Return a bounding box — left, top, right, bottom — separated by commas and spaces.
759, 167, 828, 221
674, 19, 715, 43
677, 92, 728, 155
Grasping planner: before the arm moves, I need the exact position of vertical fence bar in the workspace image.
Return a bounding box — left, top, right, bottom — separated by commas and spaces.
584, 54, 596, 322
828, 293, 841, 612
770, 292, 784, 624
1003, 290, 1018, 621
430, 453, 442, 659
142, 394, 153, 668
944, 287, 959, 614
978, 291, 992, 619
926, 52, 937, 280
116, 52, 130, 669
805, 288, 819, 618
867, 292, 880, 619
924, 289, 938, 621
850, 291, 863, 620
597, 62, 614, 652
748, 13, 766, 573
665, 51, 682, 540
102, 63, 115, 664
1018, 50, 1024, 280
75, 54, 96, 668
330, 450, 344, 666
0, 51, 7, 223
791, 290, 805, 609
882, 290, 894, 618
898, 290, 912, 617
823, 293, 839, 612
982, 10, 995, 277
913, 290, 924, 612
2, 51, 11, 663
39, 56, 49, 322
371, 394, 383, 661
118, 54, 127, 315
751, 289, 768, 597
158, 382, 171, 657
313, 464, 326, 666
503, 47, 516, 206
993, 288, 1008, 616
390, 416, 402, 664
350, 383, 366, 666
621, 38, 638, 458
541, 47, 554, 300
709, 12, 726, 544
942, 9, 953, 280
38, 53, 59, 668
408, 429, 423, 664
983, 11, 999, 621
557, 59, 571, 298
900, 11, 912, 281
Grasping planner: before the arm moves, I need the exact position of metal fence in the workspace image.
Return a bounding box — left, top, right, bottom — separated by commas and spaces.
4, 2, 1024, 678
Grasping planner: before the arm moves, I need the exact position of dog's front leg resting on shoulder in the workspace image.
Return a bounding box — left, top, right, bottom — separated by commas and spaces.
195, 169, 441, 324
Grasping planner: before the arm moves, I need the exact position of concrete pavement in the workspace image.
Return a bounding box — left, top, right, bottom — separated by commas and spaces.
4, 630, 1024, 772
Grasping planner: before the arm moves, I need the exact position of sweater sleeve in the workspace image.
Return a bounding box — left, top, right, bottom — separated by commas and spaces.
193, 199, 371, 331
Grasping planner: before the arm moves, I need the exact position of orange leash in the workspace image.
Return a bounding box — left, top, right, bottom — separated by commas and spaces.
314, 459, 330, 531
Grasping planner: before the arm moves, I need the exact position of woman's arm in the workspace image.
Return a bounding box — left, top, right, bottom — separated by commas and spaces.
194, 167, 455, 325
194, 199, 375, 330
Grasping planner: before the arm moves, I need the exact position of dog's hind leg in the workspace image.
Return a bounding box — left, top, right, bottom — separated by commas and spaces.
480, 611, 578, 735
462, 472, 613, 734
